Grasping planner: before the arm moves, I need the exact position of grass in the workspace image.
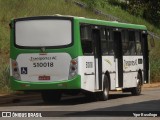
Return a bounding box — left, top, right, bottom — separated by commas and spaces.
0, 0, 160, 93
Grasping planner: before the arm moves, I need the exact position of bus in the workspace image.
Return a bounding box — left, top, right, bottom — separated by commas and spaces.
10, 15, 149, 103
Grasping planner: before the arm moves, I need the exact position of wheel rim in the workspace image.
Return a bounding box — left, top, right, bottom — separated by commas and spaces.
104, 86, 108, 97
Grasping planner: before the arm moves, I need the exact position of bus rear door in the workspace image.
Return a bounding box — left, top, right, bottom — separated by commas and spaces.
92, 28, 102, 90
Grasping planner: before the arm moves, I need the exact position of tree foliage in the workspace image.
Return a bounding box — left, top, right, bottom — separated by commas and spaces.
107, 0, 160, 28
143, 0, 160, 28
128, 0, 160, 27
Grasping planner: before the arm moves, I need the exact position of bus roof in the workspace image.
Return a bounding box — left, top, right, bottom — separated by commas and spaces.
13, 15, 147, 30
74, 16, 147, 30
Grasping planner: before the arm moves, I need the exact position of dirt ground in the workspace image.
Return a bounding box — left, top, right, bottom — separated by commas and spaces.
143, 82, 160, 88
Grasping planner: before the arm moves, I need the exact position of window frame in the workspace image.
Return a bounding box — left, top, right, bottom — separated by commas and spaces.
80, 24, 94, 55
122, 30, 130, 55
79, 22, 146, 56
13, 16, 74, 49
135, 31, 142, 55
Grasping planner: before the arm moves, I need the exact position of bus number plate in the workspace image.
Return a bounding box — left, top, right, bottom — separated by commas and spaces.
39, 76, 50, 80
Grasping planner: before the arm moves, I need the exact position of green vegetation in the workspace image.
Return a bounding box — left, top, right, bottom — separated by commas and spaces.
125, 0, 160, 28
99, 0, 160, 28
0, 0, 160, 93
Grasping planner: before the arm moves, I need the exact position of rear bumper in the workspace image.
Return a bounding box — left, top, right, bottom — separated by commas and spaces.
10, 75, 81, 91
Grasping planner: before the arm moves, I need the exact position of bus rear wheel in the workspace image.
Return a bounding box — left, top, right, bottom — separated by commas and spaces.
41, 90, 62, 103
131, 73, 142, 96
98, 76, 109, 101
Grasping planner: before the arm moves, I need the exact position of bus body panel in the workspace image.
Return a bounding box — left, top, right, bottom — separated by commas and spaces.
10, 16, 82, 91
78, 56, 96, 92
10, 75, 81, 90
16, 53, 71, 82
102, 56, 116, 90
123, 56, 143, 88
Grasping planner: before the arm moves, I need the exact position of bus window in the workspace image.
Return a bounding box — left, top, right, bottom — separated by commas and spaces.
122, 30, 129, 55
15, 20, 72, 47
108, 30, 114, 55
101, 28, 108, 55
135, 31, 142, 55
80, 25, 93, 54
129, 31, 136, 55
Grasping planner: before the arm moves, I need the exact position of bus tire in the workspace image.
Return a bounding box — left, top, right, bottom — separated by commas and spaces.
98, 75, 109, 101
131, 73, 142, 96
41, 90, 61, 103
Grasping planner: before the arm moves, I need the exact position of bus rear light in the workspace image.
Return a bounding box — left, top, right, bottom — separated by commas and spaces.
13, 68, 18, 72
71, 60, 77, 65
71, 66, 76, 71
12, 61, 17, 67
70, 72, 76, 77
69, 59, 78, 79
11, 60, 21, 80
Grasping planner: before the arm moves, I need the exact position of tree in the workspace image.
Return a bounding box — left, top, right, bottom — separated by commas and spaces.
127, 0, 160, 28
127, 0, 146, 17
144, 0, 160, 28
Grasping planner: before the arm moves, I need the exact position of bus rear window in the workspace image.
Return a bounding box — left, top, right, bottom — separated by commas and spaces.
15, 20, 72, 47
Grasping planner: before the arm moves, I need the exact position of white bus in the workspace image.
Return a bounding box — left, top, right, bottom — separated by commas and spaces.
10, 15, 149, 103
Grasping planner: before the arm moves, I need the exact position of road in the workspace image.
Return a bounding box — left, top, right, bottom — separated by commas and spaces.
0, 87, 160, 119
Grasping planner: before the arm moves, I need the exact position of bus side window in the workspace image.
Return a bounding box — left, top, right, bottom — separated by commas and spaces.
129, 31, 136, 55
135, 31, 142, 55
80, 25, 93, 54
108, 30, 114, 55
101, 28, 108, 55
122, 30, 129, 55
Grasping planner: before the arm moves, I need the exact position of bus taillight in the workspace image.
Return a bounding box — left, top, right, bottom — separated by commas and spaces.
71, 59, 77, 65
69, 59, 78, 79
12, 60, 21, 80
